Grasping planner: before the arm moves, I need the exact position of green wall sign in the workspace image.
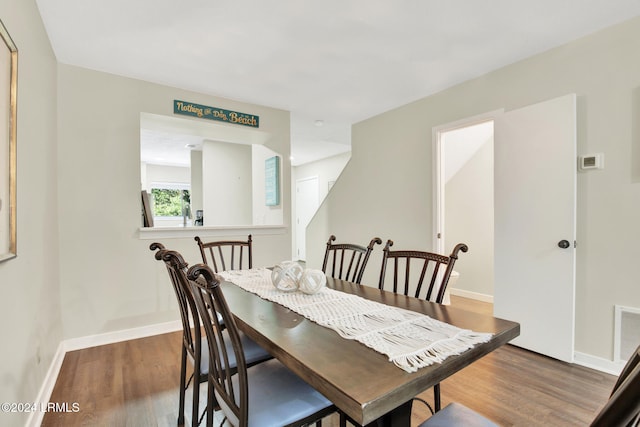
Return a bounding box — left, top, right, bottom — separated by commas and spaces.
173, 100, 259, 128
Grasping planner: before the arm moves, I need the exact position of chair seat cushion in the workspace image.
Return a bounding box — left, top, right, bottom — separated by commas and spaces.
418, 402, 498, 427
192, 330, 272, 374
220, 358, 333, 427
236, 330, 274, 366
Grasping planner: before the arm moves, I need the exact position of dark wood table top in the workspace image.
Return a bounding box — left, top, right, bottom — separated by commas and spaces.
220, 276, 520, 426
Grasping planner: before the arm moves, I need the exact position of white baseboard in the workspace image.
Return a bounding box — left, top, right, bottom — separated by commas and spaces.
574, 351, 625, 376
449, 287, 494, 303
25, 320, 182, 427
63, 320, 181, 352
25, 342, 66, 427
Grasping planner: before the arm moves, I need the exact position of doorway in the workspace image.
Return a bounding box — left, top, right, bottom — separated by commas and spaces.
295, 176, 319, 261
434, 120, 495, 300
434, 95, 577, 363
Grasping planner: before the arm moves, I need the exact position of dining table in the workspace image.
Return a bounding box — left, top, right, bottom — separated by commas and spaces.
219, 274, 520, 427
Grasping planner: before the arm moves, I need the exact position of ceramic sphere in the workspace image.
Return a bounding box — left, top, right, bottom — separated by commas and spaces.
298, 269, 326, 295
271, 261, 303, 292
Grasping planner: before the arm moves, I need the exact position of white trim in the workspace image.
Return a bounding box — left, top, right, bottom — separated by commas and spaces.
25, 342, 66, 427
574, 351, 625, 376
24, 320, 182, 427
63, 320, 182, 352
431, 109, 503, 254
614, 304, 640, 362
150, 181, 190, 191
138, 224, 287, 240
449, 287, 494, 303
432, 127, 444, 253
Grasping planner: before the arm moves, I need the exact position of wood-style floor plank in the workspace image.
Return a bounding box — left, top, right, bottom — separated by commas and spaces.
42, 297, 617, 427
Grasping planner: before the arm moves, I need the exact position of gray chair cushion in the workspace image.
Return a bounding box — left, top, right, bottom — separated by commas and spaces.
418, 402, 499, 427
220, 358, 333, 427
194, 330, 271, 374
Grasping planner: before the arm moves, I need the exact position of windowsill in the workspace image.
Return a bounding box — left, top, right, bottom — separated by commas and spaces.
138, 224, 287, 240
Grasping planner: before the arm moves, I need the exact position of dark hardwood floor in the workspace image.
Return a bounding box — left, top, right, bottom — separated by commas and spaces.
42, 296, 616, 426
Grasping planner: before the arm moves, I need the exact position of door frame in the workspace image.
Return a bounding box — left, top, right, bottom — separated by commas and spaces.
432, 109, 503, 254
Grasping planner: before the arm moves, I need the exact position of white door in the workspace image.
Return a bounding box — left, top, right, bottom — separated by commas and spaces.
295, 177, 319, 261
493, 94, 576, 362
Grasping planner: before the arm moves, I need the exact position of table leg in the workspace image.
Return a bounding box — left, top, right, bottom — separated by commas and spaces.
370, 400, 413, 427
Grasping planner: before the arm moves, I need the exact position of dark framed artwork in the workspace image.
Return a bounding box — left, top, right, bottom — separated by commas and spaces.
0, 20, 16, 263
141, 190, 154, 228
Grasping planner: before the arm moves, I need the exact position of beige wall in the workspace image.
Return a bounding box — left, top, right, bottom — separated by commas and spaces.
293, 152, 351, 206
143, 164, 190, 191
308, 17, 640, 361
0, 1, 61, 426
292, 151, 351, 262
190, 150, 203, 215
0, 4, 292, 422
57, 64, 292, 340
202, 140, 252, 225
446, 139, 494, 296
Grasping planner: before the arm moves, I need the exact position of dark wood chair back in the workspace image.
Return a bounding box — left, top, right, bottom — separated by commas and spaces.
377, 242, 468, 412
150, 243, 205, 426
590, 344, 640, 426
378, 241, 468, 303
195, 235, 252, 272
189, 263, 334, 427
151, 243, 202, 366
187, 263, 249, 427
322, 235, 382, 284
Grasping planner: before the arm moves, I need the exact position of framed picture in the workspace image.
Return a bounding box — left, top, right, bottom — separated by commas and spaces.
141, 190, 154, 227
265, 156, 280, 206
0, 20, 17, 263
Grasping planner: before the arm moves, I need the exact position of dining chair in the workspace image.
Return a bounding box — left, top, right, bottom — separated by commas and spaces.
418, 343, 640, 427
322, 235, 382, 284
150, 243, 272, 426
337, 240, 467, 426
590, 343, 640, 427
378, 240, 468, 304
417, 402, 498, 427
378, 240, 468, 414
195, 235, 252, 272
186, 261, 337, 427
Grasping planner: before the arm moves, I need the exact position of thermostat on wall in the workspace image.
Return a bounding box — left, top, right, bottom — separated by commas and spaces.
578, 153, 604, 170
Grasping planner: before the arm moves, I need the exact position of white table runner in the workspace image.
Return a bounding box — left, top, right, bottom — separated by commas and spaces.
218, 268, 492, 373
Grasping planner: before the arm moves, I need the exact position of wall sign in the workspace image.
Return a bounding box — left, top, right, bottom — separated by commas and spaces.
173, 100, 259, 128
265, 156, 280, 206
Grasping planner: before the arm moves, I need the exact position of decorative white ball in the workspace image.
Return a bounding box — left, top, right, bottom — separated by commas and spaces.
298, 269, 326, 295
270, 263, 283, 284
271, 261, 303, 292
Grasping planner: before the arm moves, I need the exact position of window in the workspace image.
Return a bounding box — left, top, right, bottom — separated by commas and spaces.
150, 182, 191, 226
151, 188, 190, 217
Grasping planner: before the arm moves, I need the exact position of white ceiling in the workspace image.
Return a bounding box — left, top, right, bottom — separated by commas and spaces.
37, 1, 640, 165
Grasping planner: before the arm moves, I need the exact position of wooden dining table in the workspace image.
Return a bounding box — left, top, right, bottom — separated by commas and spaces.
220, 275, 520, 427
